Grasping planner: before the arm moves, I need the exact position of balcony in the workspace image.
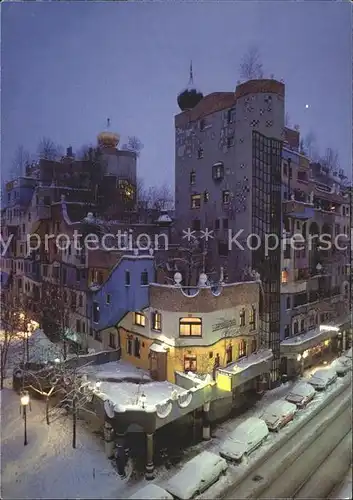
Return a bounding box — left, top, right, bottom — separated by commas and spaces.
283, 200, 314, 220
295, 268, 310, 281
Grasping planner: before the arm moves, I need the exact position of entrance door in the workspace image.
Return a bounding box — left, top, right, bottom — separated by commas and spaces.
149, 351, 167, 381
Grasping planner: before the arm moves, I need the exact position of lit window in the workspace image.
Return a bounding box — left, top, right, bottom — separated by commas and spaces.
249, 306, 256, 329
222, 190, 230, 204
152, 312, 162, 331
134, 312, 146, 327
191, 194, 201, 209
281, 270, 288, 284
238, 339, 246, 358
184, 355, 197, 372
179, 317, 202, 336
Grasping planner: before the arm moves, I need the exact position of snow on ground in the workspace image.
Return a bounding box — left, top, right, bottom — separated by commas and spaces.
1, 385, 127, 500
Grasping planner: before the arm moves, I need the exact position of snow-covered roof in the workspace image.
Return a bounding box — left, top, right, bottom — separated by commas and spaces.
220, 349, 273, 375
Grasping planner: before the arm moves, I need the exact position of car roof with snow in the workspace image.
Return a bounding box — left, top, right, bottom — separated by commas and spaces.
128, 484, 173, 499
311, 368, 336, 378
332, 356, 350, 364
288, 382, 315, 396
262, 399, 296, 416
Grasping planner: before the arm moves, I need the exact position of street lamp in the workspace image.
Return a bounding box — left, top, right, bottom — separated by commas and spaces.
140, 392, 146, 409
20, 390, 30, 446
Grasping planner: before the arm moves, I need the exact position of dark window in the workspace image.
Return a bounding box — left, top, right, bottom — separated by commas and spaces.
238, 340, 246, 358
82, 322, 86, 333
213, 162, 224, 181
251, 339, 257, 353
125, 270, 130, 285
197, 148, 204, 159
184, 355, 197, 372
127, 337, 132, 355
106, 293, 111, 304
109, 333, 116, 348
284, 325, 290, 338
192, 219, 201, 231
227, 136, 235, 148
222, 190, 230, 204
94, 330, 102, 342
203, 191, 209, 203
240, 308, 246, 327
93, 302, 100, 323
199, 119, 205, 131
286, 297, 291, 309
227, 108, 236, 124
293, 322, 299, 335
300, 319, 305, 332
141, 270, 148, 285
79, 295, 83, 307
215, 219, 220, 230
76, 320, 81, 333
190, 171, 196, 185
223, 218, 228, 230
218, 241, 228, 256
134, 337, 141, 358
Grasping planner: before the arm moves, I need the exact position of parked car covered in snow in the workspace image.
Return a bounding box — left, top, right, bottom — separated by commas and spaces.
261, 400, 297, 431
307, 368, 337, 390
285, 382, 316, 408
165, 451, 228, 500
331, 356, 352, 376
219, 416, 269, 462
129, 484, 173, 499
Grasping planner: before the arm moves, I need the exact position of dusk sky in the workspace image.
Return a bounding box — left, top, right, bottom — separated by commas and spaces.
2, 1, 351, 189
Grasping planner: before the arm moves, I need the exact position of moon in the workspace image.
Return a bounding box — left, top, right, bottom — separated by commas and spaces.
305, 104, 309, 109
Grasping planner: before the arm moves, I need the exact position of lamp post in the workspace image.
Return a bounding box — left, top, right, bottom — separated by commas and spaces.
20, 390, 30, 446
140, 392, 146, 409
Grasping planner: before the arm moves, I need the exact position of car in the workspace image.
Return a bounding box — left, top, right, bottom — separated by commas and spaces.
307, 368, 337, 390
128, 484, 173, 499
285, 382, 316, 408
165, 450, 228, 500
219, 416, 269, 462
261, 400, 297, 431
331, 356, 352, 376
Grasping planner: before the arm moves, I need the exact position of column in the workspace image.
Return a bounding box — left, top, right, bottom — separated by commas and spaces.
145, 433, 154, 480
202, 401, 211, 440
115, 433, 126, 477
104, 421, 115, 459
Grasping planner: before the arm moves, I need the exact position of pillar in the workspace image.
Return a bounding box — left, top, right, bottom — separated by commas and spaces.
202, 401, 211, 440
104, 421, 115, 459
145, 433, 154, 480
115, 433, 126, 477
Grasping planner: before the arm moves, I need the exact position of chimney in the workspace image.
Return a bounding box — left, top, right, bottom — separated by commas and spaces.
66, 146, 73, 158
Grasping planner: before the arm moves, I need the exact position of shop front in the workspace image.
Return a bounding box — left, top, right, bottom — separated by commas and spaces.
280, 324, 341, 378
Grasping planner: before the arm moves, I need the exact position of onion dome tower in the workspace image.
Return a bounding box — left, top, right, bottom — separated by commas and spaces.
177, 61, 204, 112
97, 118, 120, 149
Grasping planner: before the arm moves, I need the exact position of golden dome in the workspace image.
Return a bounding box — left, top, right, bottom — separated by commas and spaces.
97, 130, 120, 149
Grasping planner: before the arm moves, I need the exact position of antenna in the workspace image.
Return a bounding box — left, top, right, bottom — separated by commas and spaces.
189, 60, 194, 85
106, 118, 111, 129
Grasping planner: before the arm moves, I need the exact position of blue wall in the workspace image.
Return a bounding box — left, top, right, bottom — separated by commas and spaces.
89, 256, 155, 331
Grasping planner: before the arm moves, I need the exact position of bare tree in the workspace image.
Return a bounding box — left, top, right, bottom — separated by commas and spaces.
300, 132, 318, 160
239, 45, 264, 81
121, 136, 144, 157
10, 145, 31, 179
37, 137, 64, 161
0, 295, 24, 389
320, 147, 339, 174
138, 181, 174, 211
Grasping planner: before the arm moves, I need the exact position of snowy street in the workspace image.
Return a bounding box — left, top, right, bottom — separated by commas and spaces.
1, 385, 125, 500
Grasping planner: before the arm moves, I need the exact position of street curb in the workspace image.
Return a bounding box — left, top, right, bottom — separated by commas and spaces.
220, 375, 352, 499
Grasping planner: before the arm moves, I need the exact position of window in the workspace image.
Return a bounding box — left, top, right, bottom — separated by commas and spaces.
93, 302, 100, 323
127, 337, 132, 355
134, 337, 141, 358
79, 295, 83, 307
300, 319, 305, 332
134, 312, 146, 327
190, 171, 196, 185
215, 218, 220, 230
184, 355, 197, 372
227, 108, 236, 124
249, 306, 256, 329
76, 319, 81, 333
281, 270, 288, 284
293, 321, 299, 335
251, 339, 257, 353
63, 291, 67, 303
218, 241, 228, 256
199, 119, 205, 131
222, 190, 230, 204
227, 136, 235, 148
213, 162, 224, 181
141, 270, 148, 285
226, 344, 232, 364
283, 163, 288, 177
191, 194, 201, 209
71, 292, 76, 308
125, 270, 130, 286
106, 293, 111, 304
109, 333, 116, 348
82, 322, 86, 333
238, 340, 246, 358
284, 325, 290, 338
179, 317, 202, 336
239, 308, 246, 327
152, 312, 162, 331
28, 212, 31, 221
97, 271, 103, 284
203, 191, 209, 203
286, 297, 291, 310
223, 218, 228, 230
197, 148, 204, 159
95, 330, 102, 342
192, 219, 201, 231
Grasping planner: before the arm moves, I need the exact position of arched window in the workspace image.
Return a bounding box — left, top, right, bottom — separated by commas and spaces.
293, 322, 299, 335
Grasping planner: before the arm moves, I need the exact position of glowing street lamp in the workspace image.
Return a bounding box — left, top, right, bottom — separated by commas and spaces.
20, 390, 30, 446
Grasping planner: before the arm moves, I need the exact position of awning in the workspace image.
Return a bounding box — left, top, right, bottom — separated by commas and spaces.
150, 342, 168, 353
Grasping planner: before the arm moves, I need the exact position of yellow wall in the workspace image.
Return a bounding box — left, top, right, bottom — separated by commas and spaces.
117, 327, 256, 384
